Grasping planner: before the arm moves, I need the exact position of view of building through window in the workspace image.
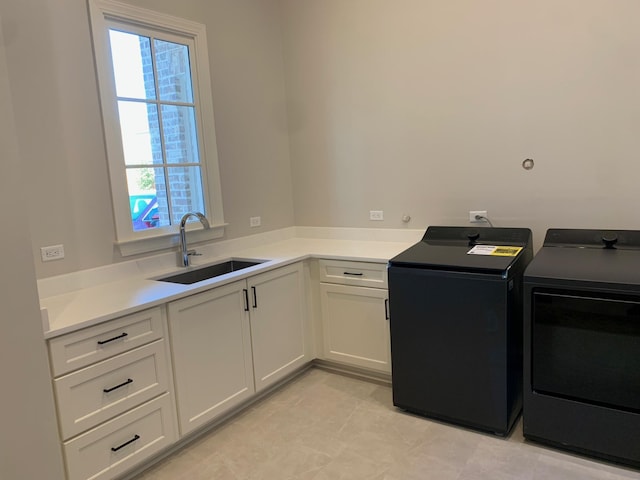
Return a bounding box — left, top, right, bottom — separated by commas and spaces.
109, 29, 205, 231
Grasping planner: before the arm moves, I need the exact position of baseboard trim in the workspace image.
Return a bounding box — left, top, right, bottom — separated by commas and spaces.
312, 359, 392, 386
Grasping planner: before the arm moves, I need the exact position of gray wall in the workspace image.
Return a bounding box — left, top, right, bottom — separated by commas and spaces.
281, 0, 640, 249
0, 17, 65, 479
1, 0, 294, 278
4, 0, 640, 277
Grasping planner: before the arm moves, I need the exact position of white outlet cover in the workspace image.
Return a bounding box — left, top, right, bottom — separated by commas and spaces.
469, 210, 488, 223
370, 210, 384, 221
41, 244, 65, 262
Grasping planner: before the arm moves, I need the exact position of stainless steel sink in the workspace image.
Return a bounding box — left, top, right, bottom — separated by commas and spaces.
156, 259, 265, 285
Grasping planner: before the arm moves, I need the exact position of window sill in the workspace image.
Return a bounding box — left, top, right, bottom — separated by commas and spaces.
116, 223, 227, 257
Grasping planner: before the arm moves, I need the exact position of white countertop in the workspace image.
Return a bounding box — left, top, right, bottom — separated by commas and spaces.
39, 228, 421, 338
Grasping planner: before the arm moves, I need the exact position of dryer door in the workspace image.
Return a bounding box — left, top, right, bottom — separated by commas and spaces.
532, 290, 640, 413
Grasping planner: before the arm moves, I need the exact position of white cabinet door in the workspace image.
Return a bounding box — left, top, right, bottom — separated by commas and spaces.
248, 263, 307, 392
168, 280, 255, 436
320, 283, 391, 373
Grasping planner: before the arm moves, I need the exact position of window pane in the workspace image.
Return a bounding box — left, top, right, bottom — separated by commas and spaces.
109, 30, 156, 100
161, 105, 200, 164
167, 166, 205, 223
126, 167, 169, 231
154, 39, 193, 103
118, 101, 162, 166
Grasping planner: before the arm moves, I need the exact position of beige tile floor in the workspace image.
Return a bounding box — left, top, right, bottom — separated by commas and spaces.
133, 368, 640, 480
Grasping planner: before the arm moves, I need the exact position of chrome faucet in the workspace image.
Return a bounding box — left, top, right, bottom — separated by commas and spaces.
179, 212, 210, 267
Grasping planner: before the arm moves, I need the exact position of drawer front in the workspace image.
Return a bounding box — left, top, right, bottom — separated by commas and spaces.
319, 260, 387, 289
49, 307, 165, 376
55, 340, 169, 440
63, 393, 176, 480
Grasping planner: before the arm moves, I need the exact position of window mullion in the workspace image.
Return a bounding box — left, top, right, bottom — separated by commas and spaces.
125, 162, 201, 168
117, 95, 195, 109
149, 36, 175, 226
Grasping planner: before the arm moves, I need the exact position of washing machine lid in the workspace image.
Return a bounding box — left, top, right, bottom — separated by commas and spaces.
389, 226, 532, 275
524, 229, 640, 287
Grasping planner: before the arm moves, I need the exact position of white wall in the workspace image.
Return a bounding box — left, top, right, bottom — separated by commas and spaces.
1, 0, 294, 278
0, 17, 65, 480
281, 0, 640, 249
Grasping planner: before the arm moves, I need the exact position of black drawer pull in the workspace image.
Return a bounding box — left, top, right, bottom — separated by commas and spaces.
343, 271, 364, 276
251, 286, 258, 309
97, 332, 128, 345
385, 299, 390, 320
103, 378, 133, 393
111, 434, 140, 452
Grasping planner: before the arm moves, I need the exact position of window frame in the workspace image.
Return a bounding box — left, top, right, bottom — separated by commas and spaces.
88, 0, 225, 256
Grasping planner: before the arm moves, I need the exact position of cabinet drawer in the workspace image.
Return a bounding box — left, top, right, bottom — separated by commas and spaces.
63, 393, 176, 480
54, 340, 169, 440
319, 260, 387, 289
49, 307, 165, 376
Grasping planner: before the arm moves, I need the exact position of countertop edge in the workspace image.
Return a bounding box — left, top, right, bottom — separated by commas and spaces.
40, 234, 416, 339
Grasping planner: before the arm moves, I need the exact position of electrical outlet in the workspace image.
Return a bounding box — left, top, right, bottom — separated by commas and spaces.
469, 210, 488, 223
369, 210, 384, 221
249, 216, 261, 227
41, 244, 65, 262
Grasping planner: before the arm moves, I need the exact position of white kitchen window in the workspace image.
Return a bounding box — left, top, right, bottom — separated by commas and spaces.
88, 0, 225, 255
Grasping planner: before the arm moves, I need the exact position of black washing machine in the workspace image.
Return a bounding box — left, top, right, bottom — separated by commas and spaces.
388, 226, 533, 435
523, 229, 640, 468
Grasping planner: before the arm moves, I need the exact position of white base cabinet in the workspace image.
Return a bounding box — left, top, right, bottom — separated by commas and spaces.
47, 262, 308, 478
47, 307, 177, 480
168, 262, 307, 435
319, 260, 391, 374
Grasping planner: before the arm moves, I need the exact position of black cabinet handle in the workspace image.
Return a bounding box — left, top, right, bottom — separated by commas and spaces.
97, 332, 128, 345
111, 434, 140, 452
243, 289, 249, 312
385, 299, 390, 320
343, 271, 364, 276
251, 286, 257, 308
103, 378, 133, 393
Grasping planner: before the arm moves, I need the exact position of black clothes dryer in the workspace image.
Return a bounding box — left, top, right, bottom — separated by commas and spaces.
523, 229, 640, 468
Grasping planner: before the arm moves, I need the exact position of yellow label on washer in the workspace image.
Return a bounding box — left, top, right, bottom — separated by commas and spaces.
467, 245, 523, 256
491, 246, 523, 256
